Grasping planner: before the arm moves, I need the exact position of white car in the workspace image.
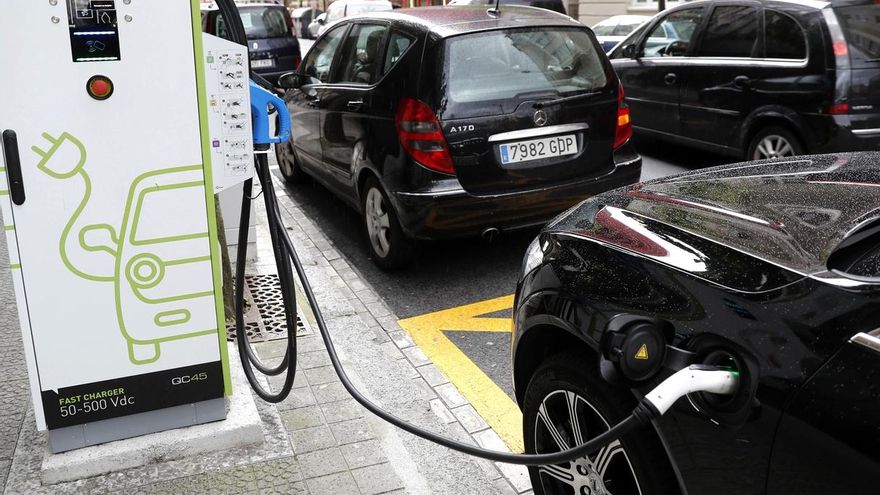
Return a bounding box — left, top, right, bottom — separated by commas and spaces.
316, 0, 393, 36
592, 15, 651, 52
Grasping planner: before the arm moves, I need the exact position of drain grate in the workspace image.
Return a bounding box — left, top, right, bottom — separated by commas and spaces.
226, 274, 311, 342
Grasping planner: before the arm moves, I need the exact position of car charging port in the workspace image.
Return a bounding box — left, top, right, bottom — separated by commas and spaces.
687, 337, 759, 427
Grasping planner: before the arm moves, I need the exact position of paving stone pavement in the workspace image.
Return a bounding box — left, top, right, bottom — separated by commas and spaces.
0, 158, 532, 494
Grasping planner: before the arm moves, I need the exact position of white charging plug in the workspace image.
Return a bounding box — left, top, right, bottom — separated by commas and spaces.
644, 365, 740, 416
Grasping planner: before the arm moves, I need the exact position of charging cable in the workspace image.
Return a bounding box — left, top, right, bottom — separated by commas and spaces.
214, 0, 740, 466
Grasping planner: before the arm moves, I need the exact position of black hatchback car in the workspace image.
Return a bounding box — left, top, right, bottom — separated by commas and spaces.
513, 153, 880, 495
609, 0, 880, 161
275, 6, 641, 269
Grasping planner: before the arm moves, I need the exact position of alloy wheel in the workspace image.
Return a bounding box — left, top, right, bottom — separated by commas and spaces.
533, 390, 643, 495
752, 134, 795, 160
365, 187, 392, 258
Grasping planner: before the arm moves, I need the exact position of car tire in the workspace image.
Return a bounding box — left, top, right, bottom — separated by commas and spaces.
523, 352, 678, 495
274, 140, 308, 184
360, 176, 413, 270
746, 126, 804, 161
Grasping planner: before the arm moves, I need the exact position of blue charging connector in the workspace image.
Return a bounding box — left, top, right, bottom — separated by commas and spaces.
250, 80, 291, 146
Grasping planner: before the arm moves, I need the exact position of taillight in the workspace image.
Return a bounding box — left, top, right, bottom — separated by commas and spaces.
395, 97, 455, 175
822, 8, 851, 114
825, 103, 850, 115
613, 81, 632, 150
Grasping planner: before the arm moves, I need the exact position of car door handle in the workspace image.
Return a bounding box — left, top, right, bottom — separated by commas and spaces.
664, 73, 677, 85
734, 75, 751, 89
307, 98, 321, 108
1, 130, 25, 206
346, 99, 364, 111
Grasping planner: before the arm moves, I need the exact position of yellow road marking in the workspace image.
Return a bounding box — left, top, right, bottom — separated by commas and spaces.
399, 295, 523, 452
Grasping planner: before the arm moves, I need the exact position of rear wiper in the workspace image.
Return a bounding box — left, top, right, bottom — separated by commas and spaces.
533, 91, 601, 109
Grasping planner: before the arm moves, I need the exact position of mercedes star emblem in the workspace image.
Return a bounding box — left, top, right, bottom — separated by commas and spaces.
533, 110, 547, 127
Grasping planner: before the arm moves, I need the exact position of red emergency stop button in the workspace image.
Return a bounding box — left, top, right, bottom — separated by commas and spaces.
87, 75, 114, 101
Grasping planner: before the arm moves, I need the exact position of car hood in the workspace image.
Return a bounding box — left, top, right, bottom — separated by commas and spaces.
547, 153, 880, 280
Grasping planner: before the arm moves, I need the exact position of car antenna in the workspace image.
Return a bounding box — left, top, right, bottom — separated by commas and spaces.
488, 0, 501, 16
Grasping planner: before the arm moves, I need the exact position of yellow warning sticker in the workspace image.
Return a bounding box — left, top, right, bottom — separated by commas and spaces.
635, 343, 649, 360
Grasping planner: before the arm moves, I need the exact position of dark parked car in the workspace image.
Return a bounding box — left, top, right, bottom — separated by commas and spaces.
609, 0, 880, 160
513, 152, 880, 495
275, 6, 641, 269
202, 2, 302, 84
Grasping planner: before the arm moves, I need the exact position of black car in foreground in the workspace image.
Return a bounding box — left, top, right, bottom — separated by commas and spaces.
276, 6, 641, 269
609, 0, 880, 160
513, 153, 880, 495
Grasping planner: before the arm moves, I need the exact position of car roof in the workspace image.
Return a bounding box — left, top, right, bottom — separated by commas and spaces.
353, 5, 581, 37
659, 0, 830, 11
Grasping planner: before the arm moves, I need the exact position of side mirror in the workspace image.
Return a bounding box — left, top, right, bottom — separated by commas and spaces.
622, 44, 638, 59
278, 72, 302, 90
317, 17, 326, 25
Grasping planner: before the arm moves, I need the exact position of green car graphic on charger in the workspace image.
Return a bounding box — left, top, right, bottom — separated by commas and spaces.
33, 132, 219, 364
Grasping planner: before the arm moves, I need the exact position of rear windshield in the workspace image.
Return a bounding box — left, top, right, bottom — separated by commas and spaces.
444, 28, 609, 105
240, 6, 290, 39
834, 2, 880, 67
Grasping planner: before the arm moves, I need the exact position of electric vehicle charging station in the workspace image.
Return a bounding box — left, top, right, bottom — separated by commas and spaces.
0, 0, 256, 453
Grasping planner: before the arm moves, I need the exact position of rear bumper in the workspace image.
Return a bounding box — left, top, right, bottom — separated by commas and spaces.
392, 153, 642, 240
811, 115, 880, 153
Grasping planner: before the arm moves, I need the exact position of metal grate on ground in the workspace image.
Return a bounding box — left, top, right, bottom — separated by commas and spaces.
226, 274, 311, 342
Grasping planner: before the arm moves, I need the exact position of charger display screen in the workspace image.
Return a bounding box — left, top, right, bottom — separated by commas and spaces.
67, 0, 121, 62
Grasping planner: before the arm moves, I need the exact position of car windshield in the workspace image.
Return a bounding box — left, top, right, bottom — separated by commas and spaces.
445, 28, 608, 104
834, 2, 880, 66
239, 6, 290, 39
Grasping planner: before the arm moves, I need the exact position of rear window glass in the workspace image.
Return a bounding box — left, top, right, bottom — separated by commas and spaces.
445, 28, 608, 104
765, 10, 806, 59
835, 3, 880, 66
240, 7, 290, 39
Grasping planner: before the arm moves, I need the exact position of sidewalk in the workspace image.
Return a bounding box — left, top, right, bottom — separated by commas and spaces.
0, 156, 532, 494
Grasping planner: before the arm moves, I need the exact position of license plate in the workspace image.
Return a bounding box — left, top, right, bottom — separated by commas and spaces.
499, 134, 577, 164
250, 59, 274, 68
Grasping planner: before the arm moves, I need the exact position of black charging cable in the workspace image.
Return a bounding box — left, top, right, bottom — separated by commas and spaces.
216, 0, 738, 466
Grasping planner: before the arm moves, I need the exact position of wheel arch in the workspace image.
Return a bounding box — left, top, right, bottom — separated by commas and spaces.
515, 320, 686, 495
740, 106, 810, 156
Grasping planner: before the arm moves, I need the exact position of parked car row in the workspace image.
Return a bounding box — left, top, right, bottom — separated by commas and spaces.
245, 3, 880, 495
